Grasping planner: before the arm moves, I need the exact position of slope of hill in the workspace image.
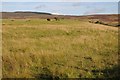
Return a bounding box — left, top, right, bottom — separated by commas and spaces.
2, 19, 118, 78
1, 12, 119, 27
1, 12, 52, 19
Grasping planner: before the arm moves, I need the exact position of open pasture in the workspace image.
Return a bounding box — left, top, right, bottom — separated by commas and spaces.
2, 19, 119, 78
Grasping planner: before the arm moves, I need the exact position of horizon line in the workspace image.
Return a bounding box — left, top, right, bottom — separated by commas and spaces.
1, 11, 119, 16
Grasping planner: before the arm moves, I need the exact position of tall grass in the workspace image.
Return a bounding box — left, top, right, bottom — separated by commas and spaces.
2, 19, 118, 78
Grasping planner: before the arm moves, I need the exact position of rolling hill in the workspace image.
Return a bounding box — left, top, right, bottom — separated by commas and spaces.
1, 12, 119, 27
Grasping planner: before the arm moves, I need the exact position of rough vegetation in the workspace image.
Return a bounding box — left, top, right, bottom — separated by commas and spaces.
2, 12, 119, 27
2, 19, 119, 78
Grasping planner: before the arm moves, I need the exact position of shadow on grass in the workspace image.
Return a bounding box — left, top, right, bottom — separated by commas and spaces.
34, 67, 68, 80
34, 68, 58, 80
34, 65, 120, 79
91, 65, 120, 78
1, 65, 119, 80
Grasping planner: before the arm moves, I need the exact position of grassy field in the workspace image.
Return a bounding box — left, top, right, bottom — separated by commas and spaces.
2, 19, 119, 78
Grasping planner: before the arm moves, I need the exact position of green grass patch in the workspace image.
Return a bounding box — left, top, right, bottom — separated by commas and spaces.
2, 19, 118, 78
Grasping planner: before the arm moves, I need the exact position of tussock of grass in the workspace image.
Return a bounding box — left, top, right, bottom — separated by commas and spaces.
2, 19, 118, 78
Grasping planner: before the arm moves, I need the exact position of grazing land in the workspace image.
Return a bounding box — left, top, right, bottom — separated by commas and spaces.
2, 12, 119, 27
2, 14, 119, 78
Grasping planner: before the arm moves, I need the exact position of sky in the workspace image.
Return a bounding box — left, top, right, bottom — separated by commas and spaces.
2, 2, 119, 15
1, 0, 120, 2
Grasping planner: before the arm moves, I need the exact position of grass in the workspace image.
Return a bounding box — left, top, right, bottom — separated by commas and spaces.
2, 19, 118, 78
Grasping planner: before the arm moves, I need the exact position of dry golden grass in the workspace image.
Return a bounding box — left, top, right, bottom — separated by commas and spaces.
2, 19, 118, 78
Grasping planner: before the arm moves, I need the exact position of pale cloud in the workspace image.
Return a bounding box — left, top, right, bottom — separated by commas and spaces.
84, 8, 106, 15
2, 0, 119, 2
72, 3, 81, 7
2, 2, 118, 15
34, 4, 46, 9
34, 3, 80, 11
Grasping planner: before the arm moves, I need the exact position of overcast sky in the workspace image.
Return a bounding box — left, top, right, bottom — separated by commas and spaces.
2, 2, 118, 15
1, 0, 119, 2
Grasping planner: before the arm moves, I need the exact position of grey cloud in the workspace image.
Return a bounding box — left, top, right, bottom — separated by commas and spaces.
34, 4, 46, 9
60, 0, 81, 2
84, 8, 106, 15
72, 3, 81, 7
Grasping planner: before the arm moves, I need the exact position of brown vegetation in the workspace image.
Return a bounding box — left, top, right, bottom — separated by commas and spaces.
1, 12, 119, 27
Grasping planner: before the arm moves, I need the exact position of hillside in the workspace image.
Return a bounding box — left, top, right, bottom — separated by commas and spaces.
2, 18, 119, 78
1, 12, 119, 27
